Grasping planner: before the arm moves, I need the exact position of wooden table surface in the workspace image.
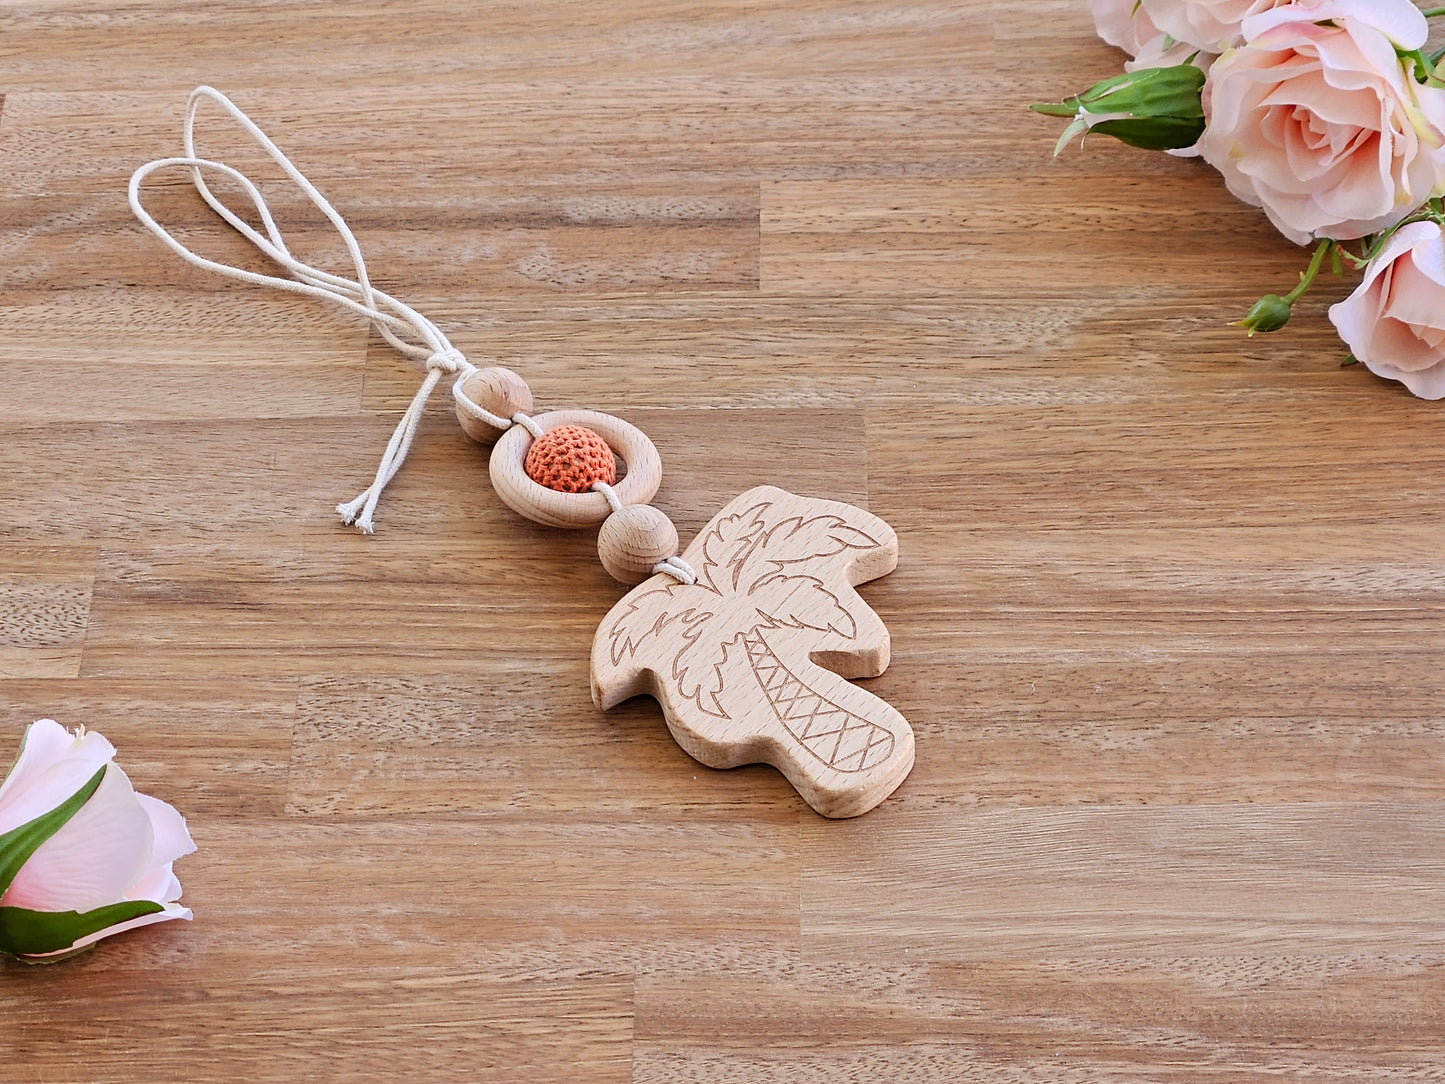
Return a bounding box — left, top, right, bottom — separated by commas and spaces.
3, 2, 1444, 1080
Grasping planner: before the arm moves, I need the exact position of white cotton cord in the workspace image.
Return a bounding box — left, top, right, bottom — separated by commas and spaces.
512, 412, 544, 439
591, 481, 625, 515
653, 555, 698, 586
337, 350, 472, 533
127, 85, 490, 532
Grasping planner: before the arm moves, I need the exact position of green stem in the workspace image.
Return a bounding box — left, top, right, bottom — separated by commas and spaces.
1283, 239, 1334, 305
1336, 244, 1370, 270
1352, 203, 1445, 266
1421, 6, 1445, 17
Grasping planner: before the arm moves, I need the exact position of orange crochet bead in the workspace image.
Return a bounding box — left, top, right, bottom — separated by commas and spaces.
524, 424, 618, 493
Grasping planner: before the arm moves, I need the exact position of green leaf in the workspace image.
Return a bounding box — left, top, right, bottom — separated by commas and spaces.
0, 900, 165, 958
1090, 115, 1206, 151
1029, 101, 1078, 118
0, 765, 106, 898
1054, 64, 1205, 120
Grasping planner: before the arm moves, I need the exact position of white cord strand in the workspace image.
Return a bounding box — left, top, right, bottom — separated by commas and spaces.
512, 412, 544, 439
653, 555, 698, 585
127, 85, 484, 532
591, 481, 625, 515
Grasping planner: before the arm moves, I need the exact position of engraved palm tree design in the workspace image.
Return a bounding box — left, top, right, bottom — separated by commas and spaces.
591, 486, 915, 818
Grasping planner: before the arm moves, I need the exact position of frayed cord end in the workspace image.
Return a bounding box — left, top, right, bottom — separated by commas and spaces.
337, 494, 372, 531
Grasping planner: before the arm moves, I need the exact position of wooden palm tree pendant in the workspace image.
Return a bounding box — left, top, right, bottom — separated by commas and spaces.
591, 485, 914, 818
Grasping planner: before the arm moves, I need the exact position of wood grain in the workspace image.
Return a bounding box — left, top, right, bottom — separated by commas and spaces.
0, 547, 95, 678
2, 1, 1444, 1080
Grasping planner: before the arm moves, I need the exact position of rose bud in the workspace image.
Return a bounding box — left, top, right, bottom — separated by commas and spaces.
1234, 293, 1294, 335
1032, 64, 1207, 155
0, 720, 196, 962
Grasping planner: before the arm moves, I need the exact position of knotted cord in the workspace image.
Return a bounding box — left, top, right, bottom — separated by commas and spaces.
128, 85, 487, 533
129, 87, 699, 585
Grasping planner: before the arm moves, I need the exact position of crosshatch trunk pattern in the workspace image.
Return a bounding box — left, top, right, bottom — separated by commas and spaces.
739, 627, 896, 772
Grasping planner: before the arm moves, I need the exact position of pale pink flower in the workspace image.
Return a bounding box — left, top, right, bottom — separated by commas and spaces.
1091, 0, 1208, 70
1139, 0, 1291, 53
0, 720, 195, 959
1091, 0, 1167, 58
1330, 219, 1445, 400
1129, 35, 1213, 75
1199, 0, 1445, 244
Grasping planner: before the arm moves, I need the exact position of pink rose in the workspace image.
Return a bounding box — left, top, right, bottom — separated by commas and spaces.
1091, 0, 1167, 58
1199, 0, 1445, 244
1139, 0, 1290, 53
1129, 35, 1213, 75
1091, 0, 1208, 71
0, 720, 195, 960
1330, 219, 1445, 400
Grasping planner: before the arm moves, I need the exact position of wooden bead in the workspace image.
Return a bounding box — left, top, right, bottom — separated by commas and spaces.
597, 505, 679, 584
454, 366, 533, 445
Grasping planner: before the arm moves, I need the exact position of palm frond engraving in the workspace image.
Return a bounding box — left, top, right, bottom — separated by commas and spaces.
592, 486, 914, 818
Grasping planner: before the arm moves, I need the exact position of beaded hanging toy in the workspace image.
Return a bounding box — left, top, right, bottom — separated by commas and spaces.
130, 87, 914, 818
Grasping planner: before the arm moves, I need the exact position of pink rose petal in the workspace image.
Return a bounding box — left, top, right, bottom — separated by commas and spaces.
1330, 220, 1445, 399
1, 763, 154, 913
0, 721, 196, 955
0, 723, 114, 835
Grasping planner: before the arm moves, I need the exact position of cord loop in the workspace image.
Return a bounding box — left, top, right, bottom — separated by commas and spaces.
129, 85, 469, 533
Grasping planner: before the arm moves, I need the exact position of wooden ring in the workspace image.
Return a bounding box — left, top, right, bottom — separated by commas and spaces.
489, 409, 662, 529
